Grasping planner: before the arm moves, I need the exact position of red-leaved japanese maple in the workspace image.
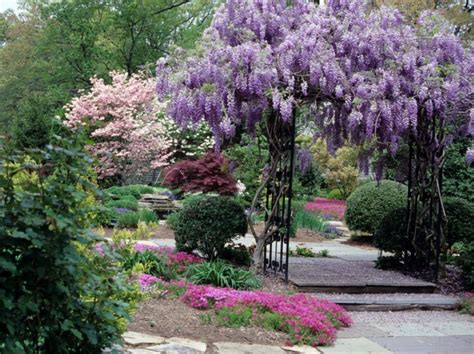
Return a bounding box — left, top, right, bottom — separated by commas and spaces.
162, 152, 237, 195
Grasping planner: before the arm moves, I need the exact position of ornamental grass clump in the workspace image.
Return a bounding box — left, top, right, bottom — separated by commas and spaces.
181, 284, 351, 347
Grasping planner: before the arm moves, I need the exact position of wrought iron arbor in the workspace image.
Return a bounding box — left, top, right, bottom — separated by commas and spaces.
262, 115, 297, 282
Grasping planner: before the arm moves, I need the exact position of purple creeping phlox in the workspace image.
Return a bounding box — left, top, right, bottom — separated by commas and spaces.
305, 198, 346, 220
134, 244, 203, 271
181, 284, 351, 346
138, 274, 160, 289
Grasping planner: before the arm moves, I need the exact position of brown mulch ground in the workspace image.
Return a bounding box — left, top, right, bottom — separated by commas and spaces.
128, 274, 294, 346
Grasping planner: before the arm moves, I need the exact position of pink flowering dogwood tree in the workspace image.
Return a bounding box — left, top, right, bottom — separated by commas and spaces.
65, 71, 172, 180
157, 0, 473, 271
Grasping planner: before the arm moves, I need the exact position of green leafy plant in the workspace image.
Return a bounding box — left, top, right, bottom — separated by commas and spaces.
374, 207, 410, 258
292, 200, 327, 232
185, 261, 261, 290
289, 246, 316, 257
375, 255, 403, 270
444, 197, 474, 247
105, 198, 139, 211
106, 184, 155, 200
452, 241, 474, 288
345, 180, 408, 235
117, 209, 158, 228
175, 196, 248, 259
220, 244, 253, 266
0, 137, 137, 353
215, 306, 254, 327
166, 211, 180, 230
318, 249, 330, 257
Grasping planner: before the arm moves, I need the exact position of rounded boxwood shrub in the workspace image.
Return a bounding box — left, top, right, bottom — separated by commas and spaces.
345, 180, 407, 235
374, 207, 410, 257
175, 196, 248, 259
444, 197, 474, 247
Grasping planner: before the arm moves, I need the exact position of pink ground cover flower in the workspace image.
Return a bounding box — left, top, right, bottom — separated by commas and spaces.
134, 244, 203, 272
138, 273, 160, 288
181, 284, 351, 346
305, 197, 346, 220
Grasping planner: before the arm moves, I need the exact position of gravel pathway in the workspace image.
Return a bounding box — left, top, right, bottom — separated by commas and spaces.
349, 310, 474, 323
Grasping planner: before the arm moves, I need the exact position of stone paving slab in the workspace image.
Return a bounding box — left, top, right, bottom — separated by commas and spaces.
213, 342, 286, 354
372, 323, 445, 337
337, 323, 390, 338
318, 338, 392, 353
370, 335, 474, 354
429, 321, 474, 336
123, 331, 166, 346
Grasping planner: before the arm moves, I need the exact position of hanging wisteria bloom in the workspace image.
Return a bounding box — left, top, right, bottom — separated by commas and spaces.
156, 0, 472, 161
297, 148, 313, 175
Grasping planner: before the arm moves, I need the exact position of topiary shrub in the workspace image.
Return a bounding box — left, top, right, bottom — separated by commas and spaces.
374, 207, 410, 257
345, 180, 407, 235
444, 197, 474, 247
175, 196, 247, 259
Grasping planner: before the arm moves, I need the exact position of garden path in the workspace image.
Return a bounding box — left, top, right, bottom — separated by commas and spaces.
120, 310, 474, 353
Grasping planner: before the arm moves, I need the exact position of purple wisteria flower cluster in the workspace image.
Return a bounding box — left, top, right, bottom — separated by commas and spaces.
156, 0, 473, 165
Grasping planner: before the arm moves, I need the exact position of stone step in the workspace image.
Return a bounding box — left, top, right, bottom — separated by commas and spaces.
315, 294, 458, 311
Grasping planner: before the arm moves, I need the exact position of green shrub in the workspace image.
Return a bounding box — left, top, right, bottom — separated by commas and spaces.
375, 255, 403, 270
220, 245, 252, 266
345, 180, 407, 235
374, 207, 410, 257
327, 189, 344, 200
293, 209, 327, 232
105, 198, 139, 211
122, 251, 177, 281
185, 260, 261, 290
117, 209, 158, 228
106, 184, 154, 199
0, 138, 137, 353
166, 211, 180, 230
289, 246, 316, 257
452, 241, 474, 288
444, 197, 474, 247
175, 196, 247, 259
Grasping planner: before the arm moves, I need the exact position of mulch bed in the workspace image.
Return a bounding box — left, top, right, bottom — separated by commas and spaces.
128, 274, 293, 346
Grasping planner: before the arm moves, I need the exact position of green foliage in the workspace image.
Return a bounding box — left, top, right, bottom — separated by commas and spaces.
292, 200, 327, 232
374, 207, 410, 257
289, 246, 316, 257
220, 245, 253, 267
0, 137, 137, 353
215, 306, 254, 327
375, 255, 403, 270
444, 197, 474, 247
185, 261, 261, 290
175, 196, 248, 259
327, 189, 344, 200
224, 134, 268, 207
444, 138, 474, 203
0, 1, 216, 149
289, 247, 330, 258
345, 180, 408, 235
311, 139, 359, 199
105, 198, 139, 211
122, 250, 177, 281
452, 241, 474, 288
117, 209, 158, 228
166, 211, 180, 230
106, 184, 154, 200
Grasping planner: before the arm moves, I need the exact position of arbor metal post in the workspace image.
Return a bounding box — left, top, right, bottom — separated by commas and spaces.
263, 114, 297, 282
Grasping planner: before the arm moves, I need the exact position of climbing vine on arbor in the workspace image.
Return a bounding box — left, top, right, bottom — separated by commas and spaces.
156, 0, 473, 275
